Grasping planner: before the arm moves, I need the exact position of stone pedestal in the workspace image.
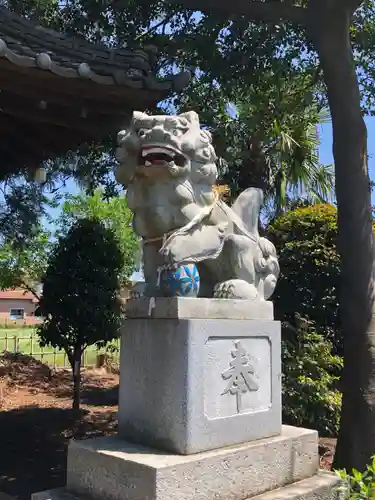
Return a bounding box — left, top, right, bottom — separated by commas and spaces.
33, 427, 342, 500
32, 298, 342, 500
119, 298, 281, 454
66, 426, 319, 500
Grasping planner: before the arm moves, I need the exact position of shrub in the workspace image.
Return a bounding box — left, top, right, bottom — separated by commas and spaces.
268, 205, 343, 434
268, 203, 342, 352
282, 316, 342, 436
38, 218, 124, 410
335, 456, 375, 498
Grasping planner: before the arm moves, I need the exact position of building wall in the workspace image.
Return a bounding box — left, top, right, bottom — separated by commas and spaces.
0, 298, 40, 325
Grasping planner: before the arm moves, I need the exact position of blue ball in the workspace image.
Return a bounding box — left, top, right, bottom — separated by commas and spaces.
159, 264, 200, 298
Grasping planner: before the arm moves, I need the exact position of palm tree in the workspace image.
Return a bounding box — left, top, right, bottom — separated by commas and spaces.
210, 75, 335, 219
176, 69, 334, 218
263, 107, 334, 216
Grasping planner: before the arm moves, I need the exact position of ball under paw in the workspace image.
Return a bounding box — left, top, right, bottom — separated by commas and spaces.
159, 263, 200, 297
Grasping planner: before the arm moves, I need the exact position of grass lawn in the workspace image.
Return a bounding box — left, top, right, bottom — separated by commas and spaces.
0, 328, 116, 368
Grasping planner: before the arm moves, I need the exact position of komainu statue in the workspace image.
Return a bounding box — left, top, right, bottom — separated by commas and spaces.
116, 110, 279, 300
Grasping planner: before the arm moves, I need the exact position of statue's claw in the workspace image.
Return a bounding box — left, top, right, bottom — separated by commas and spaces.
214, 280, 259, 300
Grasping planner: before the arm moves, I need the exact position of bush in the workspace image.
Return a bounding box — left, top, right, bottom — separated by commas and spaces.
282, 316, 342, 436
268, 205, 343, 434
38, 218, 124, 409
268, 204, 342, 352
335, 456, 375, 498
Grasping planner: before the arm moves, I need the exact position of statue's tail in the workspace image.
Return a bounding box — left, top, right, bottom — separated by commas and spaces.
213, 188, 262, 244
230, 188, 263, 239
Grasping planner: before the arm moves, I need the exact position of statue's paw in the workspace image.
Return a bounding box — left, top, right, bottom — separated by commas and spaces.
263, 274, 277, 300
213, 279, 258, 300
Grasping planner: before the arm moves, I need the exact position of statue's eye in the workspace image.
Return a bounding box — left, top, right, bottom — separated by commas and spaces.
172, 129, 183, 137
137, 128, 147, 137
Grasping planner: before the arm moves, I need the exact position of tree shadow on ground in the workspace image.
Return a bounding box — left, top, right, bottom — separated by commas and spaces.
80, 384, 119, 406
0, 406, 117, 500
51, 379, 119, 407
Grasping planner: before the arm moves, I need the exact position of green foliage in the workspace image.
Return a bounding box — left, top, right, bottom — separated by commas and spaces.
268, 205, 343, 435
268, 204, 342, 352
5, 0, 59, 26
0, 188, 138, 302
58, 189, 139, 286
335, 456, 375, 499
38, 218, 124, 408
2, 0, 374, 239
38, 218, 123, 353
0, 224, 51, 297
352, 1, 375, 114
0, 175, 58, 245
282, 316, 342, 436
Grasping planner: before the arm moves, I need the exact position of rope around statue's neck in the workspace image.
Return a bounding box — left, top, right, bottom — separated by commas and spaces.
143, 191, 261, 315
146, 195, 218, 316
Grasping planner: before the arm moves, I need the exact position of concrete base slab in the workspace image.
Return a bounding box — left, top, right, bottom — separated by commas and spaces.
66, 426, 319, 500
32, 472, 343, 500
253, 472, 343, 499
125, 297, 274, 320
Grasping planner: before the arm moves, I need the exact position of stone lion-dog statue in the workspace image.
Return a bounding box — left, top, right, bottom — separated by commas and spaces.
116, 110, 279, 300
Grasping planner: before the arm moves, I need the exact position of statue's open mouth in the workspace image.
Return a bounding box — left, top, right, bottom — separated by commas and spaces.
139, 146, 186, 168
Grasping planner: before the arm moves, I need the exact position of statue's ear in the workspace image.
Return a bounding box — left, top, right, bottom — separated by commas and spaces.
179, 111, 199, 124
201, 129, 212, 144
132, 110, 148, 124
117, 129, 127, 146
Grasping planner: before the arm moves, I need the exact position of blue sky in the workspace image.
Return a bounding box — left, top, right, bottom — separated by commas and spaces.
319, 116, 375, 202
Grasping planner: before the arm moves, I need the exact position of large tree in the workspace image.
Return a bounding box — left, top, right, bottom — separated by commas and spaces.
162, 0, 374, 472
0, 1, 334, 242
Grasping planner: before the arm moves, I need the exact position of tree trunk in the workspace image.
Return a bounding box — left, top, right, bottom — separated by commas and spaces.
71, 347, 82, 411
238, 139, 269, 194
308, 1, 375, 472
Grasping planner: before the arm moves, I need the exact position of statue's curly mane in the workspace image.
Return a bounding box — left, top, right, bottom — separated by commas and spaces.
115, 110, 224, 212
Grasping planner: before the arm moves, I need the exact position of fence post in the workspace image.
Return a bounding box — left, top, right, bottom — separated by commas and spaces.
29, 332, 33, 357
4, 332, 8, 352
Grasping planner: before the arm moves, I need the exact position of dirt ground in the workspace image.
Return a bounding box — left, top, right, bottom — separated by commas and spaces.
0, 352, 337, 500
